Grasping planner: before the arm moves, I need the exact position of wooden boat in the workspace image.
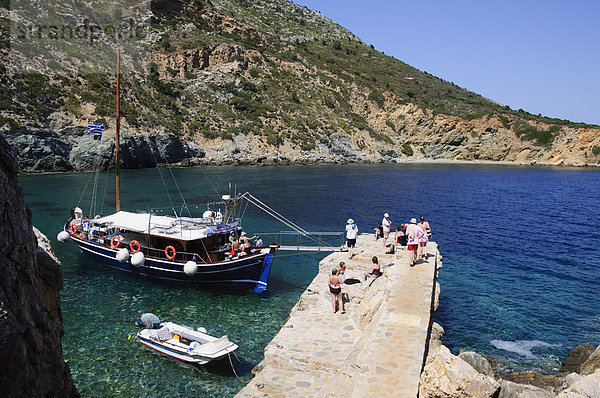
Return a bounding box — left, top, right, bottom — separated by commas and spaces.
57, 50, 275, 292
60, 205, 276, 291
136, 314, 238, 365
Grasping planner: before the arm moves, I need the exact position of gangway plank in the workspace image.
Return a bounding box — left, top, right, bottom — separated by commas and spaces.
277, 245, 345, 252
255, 231, 346, 253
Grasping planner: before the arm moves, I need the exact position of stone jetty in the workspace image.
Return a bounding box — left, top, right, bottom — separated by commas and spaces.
236, 233, 441, 397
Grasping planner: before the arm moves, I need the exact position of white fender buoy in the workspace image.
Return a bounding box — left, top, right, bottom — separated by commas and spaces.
196, 327, 207, 333
184, 260, 197, 276
57, 231, 70, 242
131, 252, 145, 267
116, 248, 129, 263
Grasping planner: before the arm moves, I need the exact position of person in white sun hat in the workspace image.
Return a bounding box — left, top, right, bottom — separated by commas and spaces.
381, 213, 392, 249
345, 218, 358, 259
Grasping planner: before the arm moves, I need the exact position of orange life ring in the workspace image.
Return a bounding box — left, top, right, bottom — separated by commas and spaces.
130, 240, 141, 253
70, 224, 77, 235
165, 245, 176, 260
110, 235, 121, 249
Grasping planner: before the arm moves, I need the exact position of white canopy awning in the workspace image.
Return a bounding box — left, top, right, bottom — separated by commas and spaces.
93, 211, 174, 233
92, 211, 208, 241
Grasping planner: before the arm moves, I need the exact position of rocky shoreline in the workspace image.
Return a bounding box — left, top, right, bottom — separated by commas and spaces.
420, 325, 600, 397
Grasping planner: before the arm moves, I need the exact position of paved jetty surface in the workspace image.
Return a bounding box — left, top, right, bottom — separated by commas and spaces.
236, 233, 441, 398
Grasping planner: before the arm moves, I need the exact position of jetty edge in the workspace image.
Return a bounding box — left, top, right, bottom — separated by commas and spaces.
236, 233, 441, 397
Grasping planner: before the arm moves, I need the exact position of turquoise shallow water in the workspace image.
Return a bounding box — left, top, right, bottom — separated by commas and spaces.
19, 164, 600, 396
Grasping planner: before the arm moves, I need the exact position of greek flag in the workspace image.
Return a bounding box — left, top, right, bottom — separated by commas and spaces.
87, 123, 104, 140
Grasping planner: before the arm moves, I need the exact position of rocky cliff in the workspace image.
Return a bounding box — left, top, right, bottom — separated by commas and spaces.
0, 135, 78, 396
2, 0, 599, 172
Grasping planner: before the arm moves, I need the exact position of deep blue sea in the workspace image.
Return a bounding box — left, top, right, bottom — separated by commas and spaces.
19, 164, 600, 396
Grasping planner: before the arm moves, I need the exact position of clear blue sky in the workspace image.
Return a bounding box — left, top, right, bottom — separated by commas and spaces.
294, 0, 600, 125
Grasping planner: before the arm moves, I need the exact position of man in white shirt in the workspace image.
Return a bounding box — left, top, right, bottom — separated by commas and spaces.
381, 213, 392, 248
345, 218, 358, 259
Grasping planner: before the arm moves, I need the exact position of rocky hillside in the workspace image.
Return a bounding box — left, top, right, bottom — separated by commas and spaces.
0, 134, 78, 396
1, 0, 599, 171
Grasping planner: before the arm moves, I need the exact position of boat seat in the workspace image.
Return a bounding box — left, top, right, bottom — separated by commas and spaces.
192, 336, 233, 356
147, 326, 172, 342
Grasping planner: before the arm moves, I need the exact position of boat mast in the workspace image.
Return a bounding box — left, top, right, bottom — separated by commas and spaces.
115, 49, 121, 212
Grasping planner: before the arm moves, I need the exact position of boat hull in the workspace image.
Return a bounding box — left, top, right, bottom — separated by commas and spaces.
70, 235, 273, 289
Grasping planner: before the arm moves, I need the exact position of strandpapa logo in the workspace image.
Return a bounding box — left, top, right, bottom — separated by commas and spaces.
7, 0, 152, 75
13, 18, 146, 44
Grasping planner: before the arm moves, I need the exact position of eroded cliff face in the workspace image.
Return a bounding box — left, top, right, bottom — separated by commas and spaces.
2, 1, 599, 171
0, 135, 78, 397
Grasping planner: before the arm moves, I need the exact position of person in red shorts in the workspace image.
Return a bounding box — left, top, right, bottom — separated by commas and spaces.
405, 218, 420, 266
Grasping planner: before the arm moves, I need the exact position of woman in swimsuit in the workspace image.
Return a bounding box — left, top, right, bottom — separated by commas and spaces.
417, 216, 430, 260
328, 268, 345, 313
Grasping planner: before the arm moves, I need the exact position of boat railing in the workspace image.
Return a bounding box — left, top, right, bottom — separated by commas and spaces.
255, 231, 345, 252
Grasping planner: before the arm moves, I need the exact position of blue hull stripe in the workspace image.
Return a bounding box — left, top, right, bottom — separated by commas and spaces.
72, 236, 269, 285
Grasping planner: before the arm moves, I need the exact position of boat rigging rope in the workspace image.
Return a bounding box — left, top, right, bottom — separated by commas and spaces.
89, 171, 99, 217
76, 171, 95, 208
197, 165, 221, 197
240, 193, 324, 246
99, 168, 110, 216
149, 150, 176, 215
167, 166, 192, 218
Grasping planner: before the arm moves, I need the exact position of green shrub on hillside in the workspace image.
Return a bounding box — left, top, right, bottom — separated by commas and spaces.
512, 120, 555, 147
368, 88, 385, 108
401, 143, 413, 156
385, 120, 395, 131
592, 146, 600, 156
368, 129, 393, 144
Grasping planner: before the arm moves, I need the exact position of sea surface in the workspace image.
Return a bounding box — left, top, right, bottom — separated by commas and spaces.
19, 163, 600, 396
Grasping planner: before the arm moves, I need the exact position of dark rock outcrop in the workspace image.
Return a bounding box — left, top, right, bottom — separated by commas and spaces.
560, 342, 595, 374
5, 129, 205, 172
580, 345, 600, 376
0, 135, 78, 397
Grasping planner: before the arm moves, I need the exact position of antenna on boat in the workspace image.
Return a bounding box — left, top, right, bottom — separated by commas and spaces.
115, 48, 121, 212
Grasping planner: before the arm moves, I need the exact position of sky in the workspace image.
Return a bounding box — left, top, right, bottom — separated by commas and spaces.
293, 0, 600, 125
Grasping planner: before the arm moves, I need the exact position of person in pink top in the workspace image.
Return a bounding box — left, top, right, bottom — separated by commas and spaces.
363, 256, 382, 281
417, 216, 431, 260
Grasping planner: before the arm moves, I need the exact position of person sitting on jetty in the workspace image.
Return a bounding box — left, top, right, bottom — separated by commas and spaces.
345, 218, 358, 259
397, 225, 408, 247
329, 268, 345, 314
337, 261, 347, 280
363, 256, 382, 281
373, 222, 382, 241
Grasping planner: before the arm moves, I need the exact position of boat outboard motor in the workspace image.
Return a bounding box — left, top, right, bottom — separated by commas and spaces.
137, 313, 161, 329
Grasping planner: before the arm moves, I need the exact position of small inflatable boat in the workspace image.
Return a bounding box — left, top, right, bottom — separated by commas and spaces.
136, 313, 238, 365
